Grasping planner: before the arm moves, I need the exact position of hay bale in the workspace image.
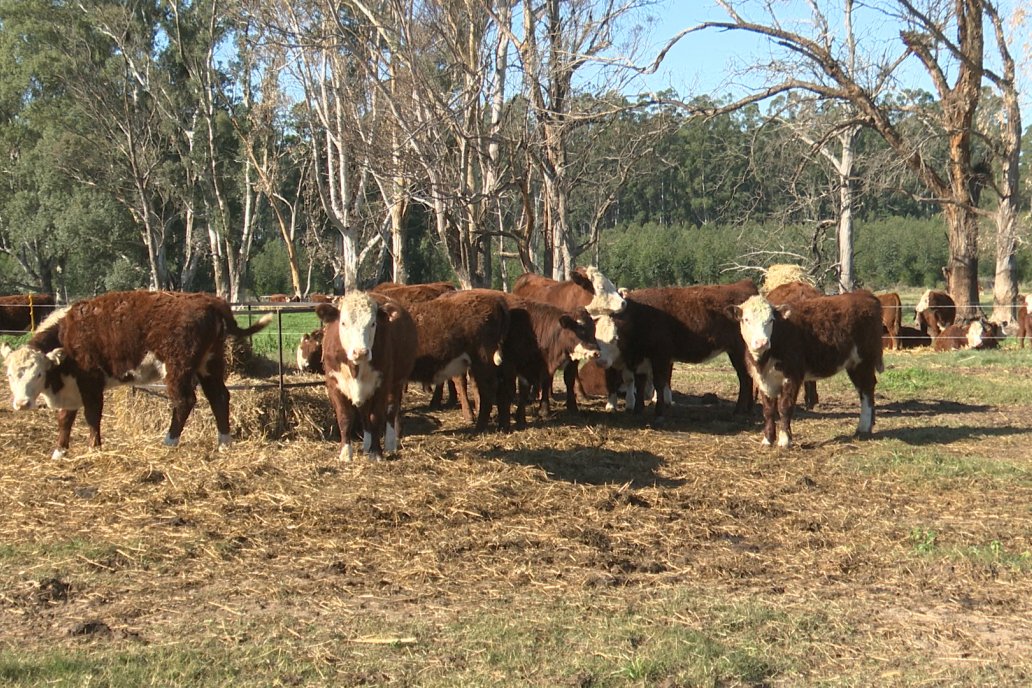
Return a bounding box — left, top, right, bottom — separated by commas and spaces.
761, 264, 814, 295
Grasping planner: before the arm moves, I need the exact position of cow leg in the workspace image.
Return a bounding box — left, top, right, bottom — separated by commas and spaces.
81, 389, 105, 449
847, 366, 878, 436
164, 374, 197, 447
53, 409, 78, 460
429, 383, 444, 409
470, 363, 498, 432
728, 349, 754, 415
496, 364, 514, 432
651, 358, 673, 418
604, 366, 624, 412
803, 381, 819, 410
365, 400, 386, 461
538, 370, 553, 419
327, 385, 357, 461
197, 370, 232, 448
563, 362, 578, 411
454, 374, 475, 423
776, 379, 802, 448
385, 382, 405, 455
759, 392, 778, 446
514, 377, 530, 429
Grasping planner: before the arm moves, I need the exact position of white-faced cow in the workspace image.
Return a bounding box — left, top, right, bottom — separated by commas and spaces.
915, 290, 956, 337
1015, 295, 1032, 348
733, 291, 883, 448
512, 266, 625, 411
932, 318, 1005, 352
315, 292, 418, 461
404, 289, 510, 432
607, 279, 759, 418
497, 295, 601, 429
765, 281, 823, 410
5, 291, 272, 459
296, 327, 324, 374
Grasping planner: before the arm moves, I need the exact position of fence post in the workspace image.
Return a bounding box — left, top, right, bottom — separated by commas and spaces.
277, 308, 287, 432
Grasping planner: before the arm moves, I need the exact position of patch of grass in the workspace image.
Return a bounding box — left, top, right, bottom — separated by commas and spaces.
848, 447, 1032, 486
909, 528, 1032, 572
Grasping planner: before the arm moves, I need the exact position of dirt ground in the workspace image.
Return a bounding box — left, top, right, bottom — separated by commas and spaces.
0, 357, 1030, 685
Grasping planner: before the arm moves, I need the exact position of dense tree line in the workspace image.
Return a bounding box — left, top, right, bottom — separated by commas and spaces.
0, 1, 1027, 314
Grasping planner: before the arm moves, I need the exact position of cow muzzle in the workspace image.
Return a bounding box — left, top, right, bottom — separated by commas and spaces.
347, 348, 369, 363
12, 397, 36, 411
749, 338, 770, 356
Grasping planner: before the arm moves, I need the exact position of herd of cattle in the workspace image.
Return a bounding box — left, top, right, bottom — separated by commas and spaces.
1, 272, 1029, 461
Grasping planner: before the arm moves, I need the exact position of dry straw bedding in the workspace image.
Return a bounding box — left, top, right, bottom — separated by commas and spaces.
0, 366, 1030, 679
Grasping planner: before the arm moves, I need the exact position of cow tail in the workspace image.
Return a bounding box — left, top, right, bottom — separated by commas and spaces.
493, 301, 510, 366
227, 312, 274, 338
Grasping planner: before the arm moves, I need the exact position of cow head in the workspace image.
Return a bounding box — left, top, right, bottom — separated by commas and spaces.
6, 346, 65, 410
732, 295, 785, 358
592, 314, 620, 368
562, 309, 601, 362
572, 266, 626, 316
331, 292, 382, 364
914, 289, 931, 326
295, 328, 324, 373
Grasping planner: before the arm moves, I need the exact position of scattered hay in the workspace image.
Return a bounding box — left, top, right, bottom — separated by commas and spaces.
761, 263, 815, 294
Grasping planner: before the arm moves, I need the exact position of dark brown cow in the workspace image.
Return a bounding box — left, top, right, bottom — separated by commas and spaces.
315, 292, 418, 461
296, 327, 324, 374
498, 295, 600, 429
877, 292, 903, 350
766, 281, 823, 411
610, 280, 759, 418
5, 291, 272, 459
894, 325, 931, 349
1015, 295, 1032, 347
733, 291, 883, 448
0, 293, 56, 332
932, 318, 1005, 352
915, 290, 956, 336
404, 289, 510, 432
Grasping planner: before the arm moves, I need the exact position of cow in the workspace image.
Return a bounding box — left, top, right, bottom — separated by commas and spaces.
877, 292, 903, 351
766, 281, 823, 411
608, 279, 759, 418
497, 295, 601, 429
512, 266, 625, 410
5, 291, 272, 459
265, 294, 292, 303
933, 318, 1005, 352
732, 291, 884, 448
1015, 295, 1032, 348
315, 292, 418, 461
403, 289, 510, 432
0, 293, 56, 332
915, 290, 956, 337
307, 293, 332, 304
894, 325, 931, 349
296, 327, 324, 374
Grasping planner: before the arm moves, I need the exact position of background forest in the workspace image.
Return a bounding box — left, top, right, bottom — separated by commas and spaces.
0, 1, 1029, 313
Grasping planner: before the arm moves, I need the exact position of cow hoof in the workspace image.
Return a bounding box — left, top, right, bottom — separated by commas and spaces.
163, 435, 180, 448
368, 453, 383, 463
217, 433, 233, 448
761, 436, 773, 447
51, 448, 68, 461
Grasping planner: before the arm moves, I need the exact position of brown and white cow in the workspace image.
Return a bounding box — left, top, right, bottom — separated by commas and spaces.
1015, 295, 1032, 348
609, 279, 759, 417
5, 291, 272, 459
877, 292, 903, 351
766, 281, 823, 410
296, 327, 324, 374
404, 289, 510, 432
932, 318, 1005, 352
315, 292, 418, 461
915, 290, 956, 337
733, 291, 883, 448
497, 295, 601, 428
0, 293, 56, 332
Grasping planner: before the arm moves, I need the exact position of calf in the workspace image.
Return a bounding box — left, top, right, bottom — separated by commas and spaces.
733, 291, 883, 448
1015, 295, 1032, 347
498, 295, 600, 428
877, 292, 903, 350
5, 291, 272, 459
766, 281, 823, 410
404, 289, 510, 432
0, 293, 56, 332
915, 290, 956, 336
894, 325, 931, 349
613, 280, 758, 417
315, 292, 417, 461
933, 318, 1005, 352
296, 327, 324, 374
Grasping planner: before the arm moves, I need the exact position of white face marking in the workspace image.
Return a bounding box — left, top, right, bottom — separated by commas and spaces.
570, 343, 600, 362
433, 354, 471, 385
914, 290, 930, 325
385, 423, 398, 452
858, 393, 874, 434
593, 315, 620, 368
6, 347, 55, 410
777, 430, 791, 448
330, 362, 383, 407
966, 321, 985, 349
738, 296, 776, 358
585, 267, 626, 315
337, 293, 379, 363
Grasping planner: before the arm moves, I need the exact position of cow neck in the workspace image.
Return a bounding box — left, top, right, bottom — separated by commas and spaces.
28, 322, 62, 353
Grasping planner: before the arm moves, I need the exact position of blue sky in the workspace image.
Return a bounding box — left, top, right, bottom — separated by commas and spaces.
626, 1, 1030, 115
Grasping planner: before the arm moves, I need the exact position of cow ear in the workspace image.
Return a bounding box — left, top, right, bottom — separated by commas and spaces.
46, 348, 67, 367
558, 314, 577, 330
315, 303, 340, 324
775, 304, 792, 319
379, 302, 405, 322
568, 268, 592, 289
725, 304, 743, 321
